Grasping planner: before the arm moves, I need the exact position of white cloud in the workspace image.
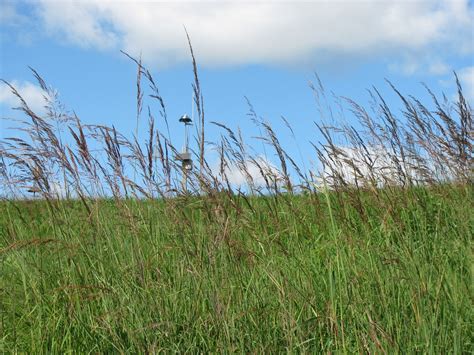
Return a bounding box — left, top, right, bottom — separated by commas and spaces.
30, 0, 473, 68
389, 53, 452, 76
0, 1, 28, 26
458, 66, 474, 102
37, 1, 119, 50
0, 2, 36, 46
428, 60, 450, 76
214, 155, 282, 188
316, 145, 423, 187
0, 80, 48, 114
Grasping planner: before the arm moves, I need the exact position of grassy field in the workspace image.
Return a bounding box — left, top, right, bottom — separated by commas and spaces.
1, 53, 473, 352
1, 185, 472, 352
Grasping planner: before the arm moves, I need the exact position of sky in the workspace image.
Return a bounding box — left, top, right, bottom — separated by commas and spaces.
0, 0, 473, 186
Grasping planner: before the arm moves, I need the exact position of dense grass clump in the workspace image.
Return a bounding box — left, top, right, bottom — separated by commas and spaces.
0, 47, 473, 351
0, 186, 472, 352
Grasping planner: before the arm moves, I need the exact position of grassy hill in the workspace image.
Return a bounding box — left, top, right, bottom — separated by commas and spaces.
1, 185, 472, 352
1, 58, 472, 352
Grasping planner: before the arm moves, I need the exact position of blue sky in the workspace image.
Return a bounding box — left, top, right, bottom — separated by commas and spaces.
1, 0, 473, 184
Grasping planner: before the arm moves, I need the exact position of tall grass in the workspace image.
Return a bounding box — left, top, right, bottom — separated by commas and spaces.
0, 52, 472, 352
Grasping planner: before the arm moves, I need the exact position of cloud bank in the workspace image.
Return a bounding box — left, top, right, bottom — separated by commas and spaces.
14, 0, 472, 68
0, 80, 48, 114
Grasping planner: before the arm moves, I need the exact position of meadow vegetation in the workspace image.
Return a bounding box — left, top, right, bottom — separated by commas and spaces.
0, 50, 472, 352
